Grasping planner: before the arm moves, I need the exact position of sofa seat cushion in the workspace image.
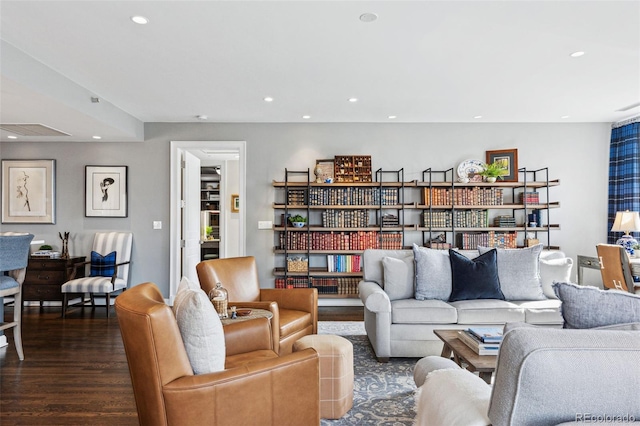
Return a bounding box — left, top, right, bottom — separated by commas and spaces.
279, 308, 313, 338
391, 299, 458, 324
450, 299, 525, 324
514, 300, 563, 324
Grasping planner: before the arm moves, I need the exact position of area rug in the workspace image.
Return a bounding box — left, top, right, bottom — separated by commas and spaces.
318, 322, 420, 425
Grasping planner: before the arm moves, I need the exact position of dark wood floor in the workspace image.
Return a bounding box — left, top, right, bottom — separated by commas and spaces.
0, 303, 362, 425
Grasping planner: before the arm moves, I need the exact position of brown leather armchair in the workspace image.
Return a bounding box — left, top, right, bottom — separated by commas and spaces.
196, 256, 318, 355
115, 282, 320, 426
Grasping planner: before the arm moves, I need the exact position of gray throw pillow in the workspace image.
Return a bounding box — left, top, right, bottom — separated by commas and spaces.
478, 244, 545, 301
413, 244, 452, 301
553, 281, 640, 329
382, 256, 415, 300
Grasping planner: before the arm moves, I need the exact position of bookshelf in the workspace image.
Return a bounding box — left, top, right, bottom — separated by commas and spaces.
273, 168, 408, 298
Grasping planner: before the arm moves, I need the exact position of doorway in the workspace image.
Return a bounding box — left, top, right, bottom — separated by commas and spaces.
170, 141, 246, 302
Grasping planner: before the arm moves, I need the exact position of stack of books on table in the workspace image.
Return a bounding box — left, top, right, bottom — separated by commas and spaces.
458, 327, 503, 356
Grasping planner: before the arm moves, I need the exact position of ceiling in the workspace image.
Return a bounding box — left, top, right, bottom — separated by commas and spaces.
1, 1, 639, 143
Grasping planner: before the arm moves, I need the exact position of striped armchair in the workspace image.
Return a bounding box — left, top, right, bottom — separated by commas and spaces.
61, 232, 133, 318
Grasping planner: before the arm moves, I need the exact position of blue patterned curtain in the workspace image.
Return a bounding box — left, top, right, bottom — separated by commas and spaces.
608, 120, 640, 243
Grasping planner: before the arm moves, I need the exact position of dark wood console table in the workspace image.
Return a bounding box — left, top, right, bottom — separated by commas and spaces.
23, 256, 86, 305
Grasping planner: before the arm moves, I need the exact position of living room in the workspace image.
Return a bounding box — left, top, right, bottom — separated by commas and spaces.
1, 1, 639, 425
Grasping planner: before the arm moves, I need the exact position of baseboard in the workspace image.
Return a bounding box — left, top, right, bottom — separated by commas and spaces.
0, 334, 7, 348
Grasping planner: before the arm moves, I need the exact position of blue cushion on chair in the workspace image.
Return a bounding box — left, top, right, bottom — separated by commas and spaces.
90, 251, 117, 277
0, 275, 19, 290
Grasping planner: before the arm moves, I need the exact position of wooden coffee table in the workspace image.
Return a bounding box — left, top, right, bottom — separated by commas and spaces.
434, 329, 497, 384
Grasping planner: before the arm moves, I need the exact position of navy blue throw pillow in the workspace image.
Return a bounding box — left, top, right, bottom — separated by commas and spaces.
448, 248, 504, 302
90, 251, 117, 277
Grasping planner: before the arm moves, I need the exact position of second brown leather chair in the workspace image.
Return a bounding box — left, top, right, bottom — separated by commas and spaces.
196, 256, 318, 355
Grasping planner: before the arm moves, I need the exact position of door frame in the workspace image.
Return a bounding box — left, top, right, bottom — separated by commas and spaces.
169, 140, 246, 302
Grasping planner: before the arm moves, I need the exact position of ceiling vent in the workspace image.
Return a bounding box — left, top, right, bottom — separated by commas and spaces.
0, 123, 71, 137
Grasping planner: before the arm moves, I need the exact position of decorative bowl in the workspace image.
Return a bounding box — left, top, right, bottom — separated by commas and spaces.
292, 222, 305, 228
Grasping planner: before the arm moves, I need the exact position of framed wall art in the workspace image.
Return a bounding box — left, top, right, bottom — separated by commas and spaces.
231, 194, 239, 213
486, 149, 519, 182
314, 159, 335, 183
2, 159, 56, 224
85, 165, 128, 217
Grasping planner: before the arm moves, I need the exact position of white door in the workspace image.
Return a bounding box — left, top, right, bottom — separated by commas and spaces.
182, 150, 201, 284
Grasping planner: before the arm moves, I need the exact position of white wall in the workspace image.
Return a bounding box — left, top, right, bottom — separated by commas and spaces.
0, 122, 611, 295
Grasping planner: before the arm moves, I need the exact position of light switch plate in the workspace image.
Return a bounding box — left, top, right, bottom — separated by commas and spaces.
153, 221, 162, 230
258, 220, 273, 229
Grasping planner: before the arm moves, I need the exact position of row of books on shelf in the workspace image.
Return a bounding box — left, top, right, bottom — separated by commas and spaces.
423, 187, 504, 206
327, 254, 362, 272
457, 231, 518, 249
278, 230, 402, 250
307, 187, 399, 206
274, 277, 359, 295
518, 192, 540, 204
458, 327, 503, 356
321, 209, 369, 228
423, 210, 489, 228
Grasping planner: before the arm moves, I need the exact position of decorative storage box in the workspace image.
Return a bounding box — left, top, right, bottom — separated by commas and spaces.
287, 257, 308, 272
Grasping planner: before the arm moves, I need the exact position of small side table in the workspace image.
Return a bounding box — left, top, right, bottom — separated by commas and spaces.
220, 308, 273, 325
577, 255, 600, 285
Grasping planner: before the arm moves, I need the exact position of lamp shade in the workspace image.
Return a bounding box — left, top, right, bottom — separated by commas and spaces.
610, 210, 640, 234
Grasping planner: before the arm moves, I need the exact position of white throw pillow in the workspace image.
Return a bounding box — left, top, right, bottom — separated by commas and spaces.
382, 256, 415, 300
416, 368, 491, 426
413, 244, 452, 301
539, 257, 573, 299
172, 280, 225, 374
478, 244, 545, 301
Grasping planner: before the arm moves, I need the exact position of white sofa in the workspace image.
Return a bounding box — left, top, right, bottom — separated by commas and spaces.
358, 246, 573, 362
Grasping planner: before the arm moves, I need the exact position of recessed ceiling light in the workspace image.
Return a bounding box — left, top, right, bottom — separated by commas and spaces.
359, 13, 378, 23
302, 115, 311, 119
263, 97, 274, 102
348, 98, 358, 103
196, 115, 208, 120
561, 115, 570, 119
131, 16, 149, 25
92, 135, 102, 140
473, 115, 483, 119
388, 115, 397, 119
570, 51, 585, 57
7, 135, 17, 139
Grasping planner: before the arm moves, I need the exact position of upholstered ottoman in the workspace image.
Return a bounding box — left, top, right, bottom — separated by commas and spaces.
293, 334, 354, 419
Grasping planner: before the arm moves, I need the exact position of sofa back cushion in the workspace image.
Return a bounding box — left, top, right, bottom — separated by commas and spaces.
449, 249, 504, 302
362, 249, 413, 285
478, 244, 545, 301
539, 257, 573, 299
381, 256, 415, 300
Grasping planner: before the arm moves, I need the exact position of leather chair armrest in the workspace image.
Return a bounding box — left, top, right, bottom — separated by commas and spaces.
260, 288, 318, 333
223, 317, 274, 355
162, 348, 320, 425
227, 300, 280, 354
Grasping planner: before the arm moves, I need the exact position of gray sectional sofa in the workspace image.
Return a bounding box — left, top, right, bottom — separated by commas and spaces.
358, 245, 573, 361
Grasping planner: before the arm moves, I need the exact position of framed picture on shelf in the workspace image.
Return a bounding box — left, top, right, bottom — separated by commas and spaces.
486, 149, 518, 182
314, 159, 334, 183
85, 165, 128, 217
1, 159, 56, 224
231, 194, 239, 212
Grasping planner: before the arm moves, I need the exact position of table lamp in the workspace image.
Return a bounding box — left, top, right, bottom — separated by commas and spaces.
610, 210, 640, 254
